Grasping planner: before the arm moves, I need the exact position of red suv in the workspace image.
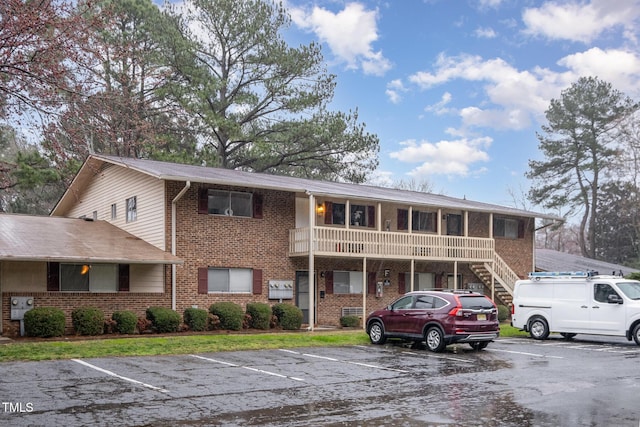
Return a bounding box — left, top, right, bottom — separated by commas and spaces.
366, 290, 500, 352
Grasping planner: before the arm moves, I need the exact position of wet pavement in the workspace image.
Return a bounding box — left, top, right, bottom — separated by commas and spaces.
1, 335, 639, 426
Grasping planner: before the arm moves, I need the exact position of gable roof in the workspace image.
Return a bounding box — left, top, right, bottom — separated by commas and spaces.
535, 248, 639, 276
53, 154, 561, 221
0, 214, 182, 264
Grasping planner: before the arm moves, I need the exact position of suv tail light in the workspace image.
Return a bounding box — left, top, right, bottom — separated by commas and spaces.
448, 306, 463, 317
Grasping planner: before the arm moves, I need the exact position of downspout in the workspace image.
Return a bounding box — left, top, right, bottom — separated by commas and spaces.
172, 181, 191, 311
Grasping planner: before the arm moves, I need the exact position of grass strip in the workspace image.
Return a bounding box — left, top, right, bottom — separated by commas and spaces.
0, 324, 526, 363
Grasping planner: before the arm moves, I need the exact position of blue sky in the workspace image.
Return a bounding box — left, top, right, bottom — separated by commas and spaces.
282, 0, 640, 208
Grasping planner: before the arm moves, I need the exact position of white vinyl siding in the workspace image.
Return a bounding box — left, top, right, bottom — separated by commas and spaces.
61, 164, 166, 250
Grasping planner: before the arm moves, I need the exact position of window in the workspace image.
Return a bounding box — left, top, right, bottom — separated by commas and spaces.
412, 210, 436, 232
207, 268, 253, 293
404, 272, 435, 291
59, 263, 118, 292
594, 283, 620, 303
391, 295, 413, 310
494, 217, 523, 239
92, 210, 98, 220
111, 203, 117, 220
126, 196, 137, 223
207, 190, 252, 217
329, 202, 346, 225
333, 271, 363, 294
350, 204, 374, 227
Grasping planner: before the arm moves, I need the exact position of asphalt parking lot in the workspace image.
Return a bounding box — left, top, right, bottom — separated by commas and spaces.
1, 335, 640, 426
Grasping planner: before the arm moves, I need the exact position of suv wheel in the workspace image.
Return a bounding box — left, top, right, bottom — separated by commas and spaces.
425, 326, 446, 353
469, 342, 488, 351
529, 317, 549, 340
368, 321, 386, 345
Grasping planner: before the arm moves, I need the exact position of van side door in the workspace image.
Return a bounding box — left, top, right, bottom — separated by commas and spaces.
589, 283, 626, 334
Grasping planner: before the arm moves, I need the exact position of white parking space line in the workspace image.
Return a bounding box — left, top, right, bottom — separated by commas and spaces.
488, 349, 564, 359
279, 349, 410, 373
190, 354, 305, 382
72, 359, 169, 393
401, 350, 474, 364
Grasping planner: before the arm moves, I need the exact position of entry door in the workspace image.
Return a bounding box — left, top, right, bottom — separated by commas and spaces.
296, 271, 317, 324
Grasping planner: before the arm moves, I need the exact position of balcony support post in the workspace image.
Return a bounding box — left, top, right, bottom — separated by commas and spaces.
362, 257, 367, 330
308, 193, 315, 331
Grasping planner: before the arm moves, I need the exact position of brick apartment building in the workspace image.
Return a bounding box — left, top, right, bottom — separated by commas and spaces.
0, 154, 559, 335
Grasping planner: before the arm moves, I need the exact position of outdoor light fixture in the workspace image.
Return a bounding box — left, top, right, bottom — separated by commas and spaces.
316, 203, 325, 215
80, 264, 91, 275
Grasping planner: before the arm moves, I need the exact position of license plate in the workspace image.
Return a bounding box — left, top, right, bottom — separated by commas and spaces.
477, 314, 486, 321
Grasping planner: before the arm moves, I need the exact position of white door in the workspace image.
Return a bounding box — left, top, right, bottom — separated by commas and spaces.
589, 283, 626, 334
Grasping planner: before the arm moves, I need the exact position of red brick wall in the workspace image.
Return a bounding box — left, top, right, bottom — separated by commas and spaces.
166, 182, 299, 315
2, 292, 170, 336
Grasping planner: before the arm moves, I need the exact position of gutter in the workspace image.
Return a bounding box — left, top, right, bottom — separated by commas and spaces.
171, 181, 191, 310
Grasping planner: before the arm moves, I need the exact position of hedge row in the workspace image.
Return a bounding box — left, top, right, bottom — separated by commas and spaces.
22, 303, 305, 338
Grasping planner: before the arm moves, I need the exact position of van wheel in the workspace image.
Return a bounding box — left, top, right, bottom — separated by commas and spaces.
632, 324, 640, 346
529, 317, 549, 340
368, 321, 386, 345
560, 333, 576, 340
425, 327, 446, 353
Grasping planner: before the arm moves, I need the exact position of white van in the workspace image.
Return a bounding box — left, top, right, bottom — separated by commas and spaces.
511, 271, 640, 345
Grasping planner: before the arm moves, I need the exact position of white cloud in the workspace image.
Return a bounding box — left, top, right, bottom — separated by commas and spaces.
522, 0, 640, 43
290, 3, 392, 76
389, 137, 492, 177
425, 92, 453, 115
557, 47, 640, 92
475, 27, 497, 38
385, 79, 407, 104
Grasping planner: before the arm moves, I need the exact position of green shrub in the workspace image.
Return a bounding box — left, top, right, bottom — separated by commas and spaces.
246, 302, 272, 330
340, 315, 361, 328
146, 307, 180, 333
112, 310, 137, 334
209, 302, 244, 331
626, 272, 640, 281
272, 303, 303, 330
498, 305, 510, 322
183, 307, 208, 332
23, 307, 65, 338
71, 307, 105, 336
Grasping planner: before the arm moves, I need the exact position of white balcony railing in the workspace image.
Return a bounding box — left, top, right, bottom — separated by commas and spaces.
289, 227, 494, 262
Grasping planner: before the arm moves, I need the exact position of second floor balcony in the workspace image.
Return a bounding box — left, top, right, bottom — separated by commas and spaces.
289, 226, 495, 262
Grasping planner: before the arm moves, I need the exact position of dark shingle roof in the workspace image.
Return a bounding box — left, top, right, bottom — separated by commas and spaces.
535, 248, 639, 276
80, 154, 559, 220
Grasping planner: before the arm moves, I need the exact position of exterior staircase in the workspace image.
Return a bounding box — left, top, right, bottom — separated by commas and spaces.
470, 253, 519, 307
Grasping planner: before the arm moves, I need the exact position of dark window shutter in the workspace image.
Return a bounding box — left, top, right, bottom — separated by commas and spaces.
324, 202, 333, 224
252, 269, 263, 294
118, 264, 130, 292
367, 206, 375, 228
518, 219, 525, 239
253, 194, 263, 219
198, 188, 209, 214
47, 262, 59, 292
397, 209, 408, 230
325, 271, 334, 294
367, 272, 376, 295
435, 273, 442, 288
198, 268, 208, 294
398, 272, 406, 294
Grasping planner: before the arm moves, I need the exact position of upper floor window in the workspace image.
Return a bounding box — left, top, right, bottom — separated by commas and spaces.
494, 217, 524, 239
126, 196, 137, 223
412, 210, 436, 232
397, 208, 436, 232
198, 189, 263, 219
350, 204, 375, 227
324, 202, 374, 227
111, 203, 117, 220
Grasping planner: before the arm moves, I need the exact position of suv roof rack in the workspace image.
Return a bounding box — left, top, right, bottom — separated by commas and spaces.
528, 271, 599, 280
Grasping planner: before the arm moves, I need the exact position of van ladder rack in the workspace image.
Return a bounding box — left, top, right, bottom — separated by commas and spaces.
528, 271, 599, 280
